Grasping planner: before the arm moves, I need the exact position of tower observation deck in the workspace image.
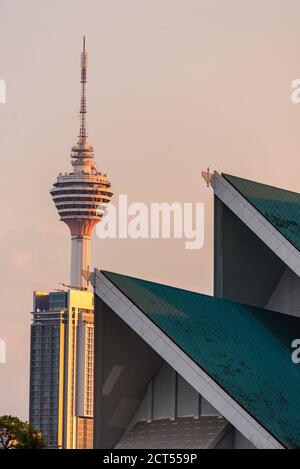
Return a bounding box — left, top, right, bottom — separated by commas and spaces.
51, 37, 113, 289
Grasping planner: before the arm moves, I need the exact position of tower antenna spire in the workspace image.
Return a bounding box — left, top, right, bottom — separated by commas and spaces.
79, 35, 88, 143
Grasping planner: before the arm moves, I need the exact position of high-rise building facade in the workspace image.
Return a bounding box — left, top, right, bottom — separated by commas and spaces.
29, 38, 112, 448
29, 289, 94, 448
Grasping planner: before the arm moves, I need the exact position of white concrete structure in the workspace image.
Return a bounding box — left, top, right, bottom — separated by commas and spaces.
50, 37, 113, 289
93, 270, 283, 449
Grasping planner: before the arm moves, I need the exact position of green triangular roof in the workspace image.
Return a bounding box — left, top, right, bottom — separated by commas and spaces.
223, 173, 300, 252
102, 270, 300, 448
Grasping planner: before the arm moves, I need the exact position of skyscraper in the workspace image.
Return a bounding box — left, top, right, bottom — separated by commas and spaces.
30, 289, 94, 448
29, 38, 113, 448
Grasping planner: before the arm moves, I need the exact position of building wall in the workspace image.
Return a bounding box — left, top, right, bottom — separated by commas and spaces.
30, 289, 94, 449
267, 267, 300, 318
214, 195, 300, 321
63, 290, 94, 449
29, 312, 64, 447
76, 317, 86, 417
76, 314, 94, 448
94, 295, 163, 449
214, 196, 286, 308
77, 416, 93, 449
84, 318, 94, 417
63, 303, 77, 448
129, 363, 218, 430
126, 363, 255, 449
234, 430, 256, 449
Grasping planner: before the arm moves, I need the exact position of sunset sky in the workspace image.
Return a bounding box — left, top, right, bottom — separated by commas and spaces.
1, 0, 300, 418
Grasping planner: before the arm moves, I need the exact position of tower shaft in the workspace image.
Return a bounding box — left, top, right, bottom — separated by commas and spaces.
71, 235, 90, 288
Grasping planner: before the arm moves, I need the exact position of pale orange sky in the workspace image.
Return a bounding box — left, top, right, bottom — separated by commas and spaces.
1, 0, 300, 419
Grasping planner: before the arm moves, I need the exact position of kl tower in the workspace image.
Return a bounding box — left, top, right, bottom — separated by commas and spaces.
51, 37, 113, 289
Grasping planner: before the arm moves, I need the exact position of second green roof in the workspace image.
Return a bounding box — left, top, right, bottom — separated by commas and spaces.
102, 270, 300, 449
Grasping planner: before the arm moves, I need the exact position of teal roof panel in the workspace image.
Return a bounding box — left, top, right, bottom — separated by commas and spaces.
102, 270, 300, 449
223, 173, 300, 252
